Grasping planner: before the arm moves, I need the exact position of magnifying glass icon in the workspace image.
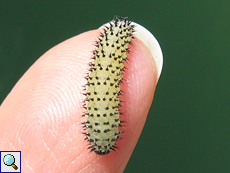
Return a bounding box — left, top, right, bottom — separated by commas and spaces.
3, 154, 18, 170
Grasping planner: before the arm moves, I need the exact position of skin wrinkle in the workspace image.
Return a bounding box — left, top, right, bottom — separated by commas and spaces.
41, 139, 58, 171
24, 159, 34, 172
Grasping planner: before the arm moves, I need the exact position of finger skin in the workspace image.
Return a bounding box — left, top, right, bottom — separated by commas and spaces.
0, 29, 157, 172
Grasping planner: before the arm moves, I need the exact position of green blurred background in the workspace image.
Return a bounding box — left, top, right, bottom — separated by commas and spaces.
1, 1, 229, 172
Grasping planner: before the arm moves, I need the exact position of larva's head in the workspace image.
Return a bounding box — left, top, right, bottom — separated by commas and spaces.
100, 17, 163, 80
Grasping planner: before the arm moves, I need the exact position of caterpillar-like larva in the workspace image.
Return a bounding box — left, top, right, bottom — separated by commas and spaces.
83, 17, 134, 155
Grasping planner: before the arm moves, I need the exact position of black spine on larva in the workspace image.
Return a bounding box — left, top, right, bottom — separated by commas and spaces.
83, 17, 134, 155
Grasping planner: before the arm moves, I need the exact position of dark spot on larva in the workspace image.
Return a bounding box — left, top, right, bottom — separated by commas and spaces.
111, 124, 117, 128
85, 133, 90, 136
115, 119, 119, 122
88, 125, 93, 128
104, 129, 110, 133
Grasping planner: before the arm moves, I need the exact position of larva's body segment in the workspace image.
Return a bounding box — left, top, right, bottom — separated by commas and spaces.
84, 18, 134, 155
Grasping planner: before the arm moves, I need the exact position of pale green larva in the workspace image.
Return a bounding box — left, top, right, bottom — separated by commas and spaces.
83, 17, 134, 155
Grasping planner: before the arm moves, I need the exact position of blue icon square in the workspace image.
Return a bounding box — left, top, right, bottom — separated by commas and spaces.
0, 151, 21, 173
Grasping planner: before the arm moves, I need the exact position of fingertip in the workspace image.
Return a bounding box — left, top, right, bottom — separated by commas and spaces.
0, 18, 163, 172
